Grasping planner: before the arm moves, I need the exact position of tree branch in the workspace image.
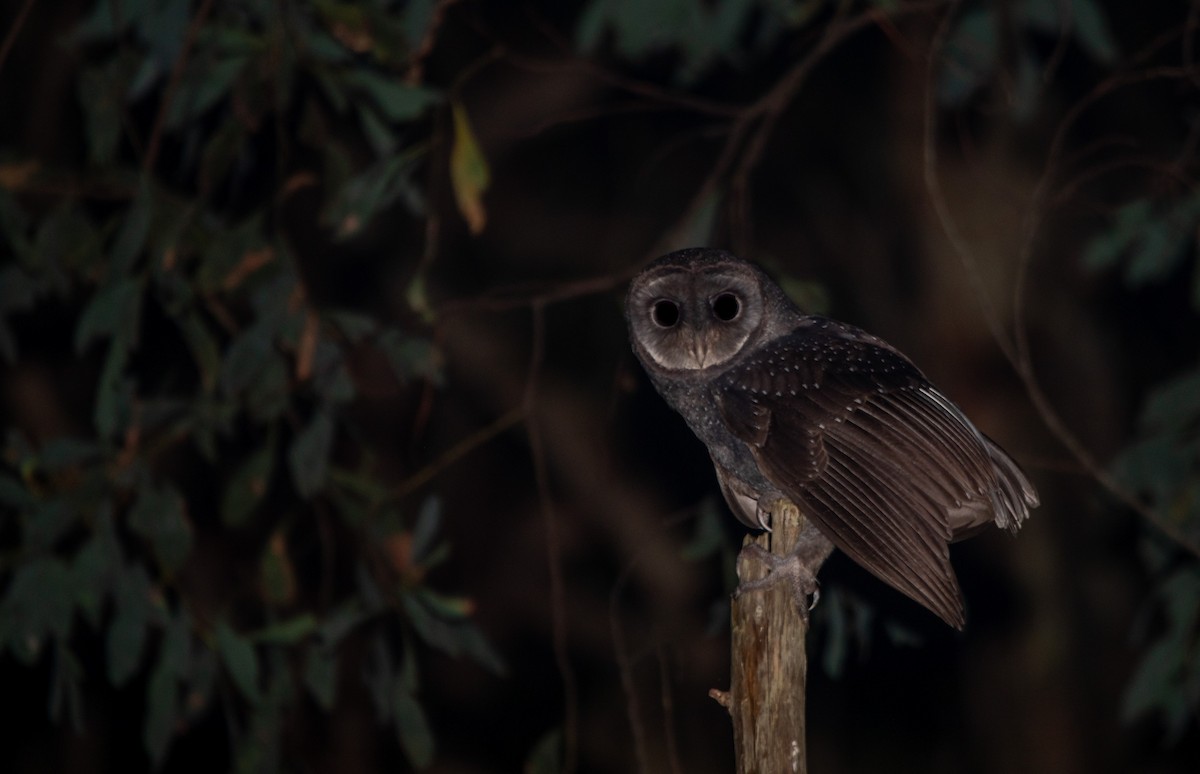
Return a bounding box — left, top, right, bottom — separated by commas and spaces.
723, 502, 810, 774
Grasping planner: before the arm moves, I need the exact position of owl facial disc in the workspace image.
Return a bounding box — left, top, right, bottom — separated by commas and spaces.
626, 262, 765, 372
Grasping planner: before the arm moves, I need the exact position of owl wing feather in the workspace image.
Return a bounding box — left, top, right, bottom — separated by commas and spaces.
715, 321, 1035, 629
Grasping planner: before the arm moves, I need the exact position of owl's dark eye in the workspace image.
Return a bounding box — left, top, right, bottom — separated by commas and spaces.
652, 299, 680, 327
712, 293, 741, 322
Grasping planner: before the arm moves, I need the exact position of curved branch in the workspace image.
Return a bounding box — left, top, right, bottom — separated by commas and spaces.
922, 2, 1200, 557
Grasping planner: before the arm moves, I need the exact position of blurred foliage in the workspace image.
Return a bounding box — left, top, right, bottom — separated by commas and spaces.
1125, 538, 1200, 743
1085, 189, 1200, 739
0, 0, 501, 769
939, 0, 1118, 120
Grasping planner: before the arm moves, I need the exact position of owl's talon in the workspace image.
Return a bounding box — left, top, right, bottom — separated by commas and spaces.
734, 543, 822, 620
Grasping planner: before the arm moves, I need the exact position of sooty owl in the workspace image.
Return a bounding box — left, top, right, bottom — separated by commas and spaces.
625, 247, 1038, 628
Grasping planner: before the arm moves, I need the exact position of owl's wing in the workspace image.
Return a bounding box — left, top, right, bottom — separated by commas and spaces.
715, 321, 1034, 629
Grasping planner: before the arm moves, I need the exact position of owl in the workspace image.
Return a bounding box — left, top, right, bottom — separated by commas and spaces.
625, 248, 1038, 628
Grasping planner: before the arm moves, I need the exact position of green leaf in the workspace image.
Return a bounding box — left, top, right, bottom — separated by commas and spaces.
378, 329, 442, 384
289, 411, 335, 499
134, 0, 190, 69
1125, 219, 1175, 285
25, 499, 78, 551
1139, 367, 1200, 431
310, 599, 364, 645
1124, 630, 1189, 726
405, 271, 434, 323
75, 276, 142, 353
0, 557, 75, 664
252, 614, 317, 645
94, 326, 136, 439
107, 565, 153, 686
450, 102, 490, 235
310, 65, 350, 113
303, 645, 338, 710
524, 727, 563, 774
246, 357, 291, 423
145, 610, 191, 768
220, 324, 273, 395
222, 434, 276, 527
0, 471, 34, 510
821, 587, 849, 678
402, 592, 506, 675
312, 337, 357, 404
1011, 46, 1041, 123
259, 531, 296, 606
34, 202, 103, 276
1083, 198, 1151, 272
0, 319, 16, 364
357, 102, 398, 157
144, 653, 177, 767
49, 642, 85, 729
410, 496, 441, 566
44, 641, 85, 728
128, 484, 194, 574
680, 497, 723, 561
111, 177, 155, 276
393, 680, 434, 768
77, 54, 137, 166
937, 9, 999, 106
1071, 0, 1118, 64
668, 188, 720, 254
38, 436, 103, 471
216, 621, 261, 704
324, 152, 425, 238
165, 54, 249, 129
327, 310, 378, 342
1112, 434, 1195, 510
0, 260, 45, 315
72, 505, 122, 627
343, 70, 440, 123
177, 310, 222, 392
1193, 256, 1200, 312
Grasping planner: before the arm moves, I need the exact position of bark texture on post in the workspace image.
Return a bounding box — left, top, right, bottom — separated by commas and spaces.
730, 501, 809, 774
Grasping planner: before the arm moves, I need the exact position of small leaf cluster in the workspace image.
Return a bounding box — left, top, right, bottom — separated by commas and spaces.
938, 0, 1117, 120
1125, 539, 1200, 743
1084, 173, 1200, 743
0, 0, 499, 769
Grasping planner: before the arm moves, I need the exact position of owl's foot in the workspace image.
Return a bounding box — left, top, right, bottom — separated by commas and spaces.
734, 543, 821, 620
734, 526, 833, 621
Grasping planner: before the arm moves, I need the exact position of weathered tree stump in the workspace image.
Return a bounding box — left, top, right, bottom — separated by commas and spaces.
717, 501, 810, 774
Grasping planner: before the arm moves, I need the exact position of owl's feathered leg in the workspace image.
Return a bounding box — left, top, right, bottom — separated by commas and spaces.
734, 526, 834, 620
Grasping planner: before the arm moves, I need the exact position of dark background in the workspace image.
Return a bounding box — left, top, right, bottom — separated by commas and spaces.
1, 1, 1198, 772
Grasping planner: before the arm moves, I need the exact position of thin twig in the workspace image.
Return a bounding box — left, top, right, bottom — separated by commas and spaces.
394, 407, 525, 498
610, 564, 651, 774
142, 0, 216, 174
438, 270, 637, 315
725, 0, 948, 252
0, 0, 35, 81
923, 0, 1019, 363
1184, 0, 1200, 91
922, 3, 1200, 558
656, 641, 683, 774
525, 300, 579, 774
406, 0, 462, 85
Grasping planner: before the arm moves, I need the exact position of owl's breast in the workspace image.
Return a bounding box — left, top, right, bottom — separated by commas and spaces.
651, 372, 782, 499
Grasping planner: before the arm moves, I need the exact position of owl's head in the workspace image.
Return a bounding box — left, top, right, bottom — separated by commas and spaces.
626, 248, 777, 372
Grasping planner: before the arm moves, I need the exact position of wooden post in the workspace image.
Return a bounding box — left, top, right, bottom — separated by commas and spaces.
721, 502, 810, 774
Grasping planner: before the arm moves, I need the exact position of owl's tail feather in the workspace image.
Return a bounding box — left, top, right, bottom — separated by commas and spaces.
983, 435, 1039, 534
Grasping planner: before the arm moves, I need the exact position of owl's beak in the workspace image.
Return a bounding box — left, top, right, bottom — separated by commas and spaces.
690, 332, 716, 368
